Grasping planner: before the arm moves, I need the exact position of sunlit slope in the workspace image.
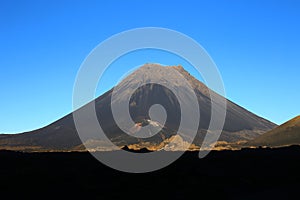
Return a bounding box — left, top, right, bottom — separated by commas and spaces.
247, 116, 300, 147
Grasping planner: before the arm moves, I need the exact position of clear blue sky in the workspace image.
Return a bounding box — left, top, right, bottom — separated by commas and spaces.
1, 0, 299, 133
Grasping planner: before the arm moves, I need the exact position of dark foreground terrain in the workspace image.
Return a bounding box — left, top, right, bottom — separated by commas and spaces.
1, 147, 300, 199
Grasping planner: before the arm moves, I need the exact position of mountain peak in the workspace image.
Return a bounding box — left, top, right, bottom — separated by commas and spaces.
170, 64, 184, 70
123, 63, 196, 89
140, 63, 185, 71
130, 63, 206, 90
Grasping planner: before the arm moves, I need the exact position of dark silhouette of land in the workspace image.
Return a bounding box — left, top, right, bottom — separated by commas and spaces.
1, 146, 300, 199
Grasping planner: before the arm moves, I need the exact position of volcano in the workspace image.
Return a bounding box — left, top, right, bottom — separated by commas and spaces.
0, 64, 276, 151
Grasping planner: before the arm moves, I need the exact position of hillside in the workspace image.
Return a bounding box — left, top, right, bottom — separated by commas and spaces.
247, 116, 300, 147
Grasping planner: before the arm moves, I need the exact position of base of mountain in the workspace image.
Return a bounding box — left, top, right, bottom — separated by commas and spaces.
0, 145, 300, 199
1, 142, 300, 152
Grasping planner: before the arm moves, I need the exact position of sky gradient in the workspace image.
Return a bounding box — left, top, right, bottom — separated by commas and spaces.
1, 0, 300, 133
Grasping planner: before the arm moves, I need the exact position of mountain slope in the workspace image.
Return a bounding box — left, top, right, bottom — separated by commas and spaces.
0, 64, 276, 151
247, 116, 300, 147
